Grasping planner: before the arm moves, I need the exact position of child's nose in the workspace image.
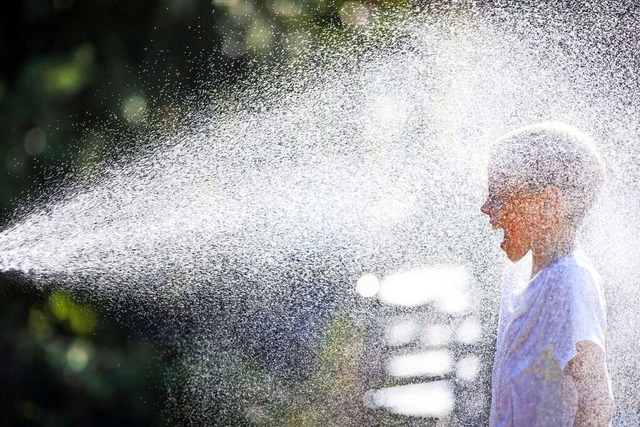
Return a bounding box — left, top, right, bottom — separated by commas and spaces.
481, 198, 492, 215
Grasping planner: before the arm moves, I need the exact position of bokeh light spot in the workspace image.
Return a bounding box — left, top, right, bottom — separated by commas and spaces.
23, 127, 47, 155
122, 95, 148, 124
457, 355, 481, 381
66, 339, 93, 372
246, 21, 273, 52
339, 1, 370, 29
356, 273, 379, 297
27, 309, 52, 340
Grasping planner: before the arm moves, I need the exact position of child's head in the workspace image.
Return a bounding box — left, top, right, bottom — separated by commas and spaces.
481, 122, 606, 262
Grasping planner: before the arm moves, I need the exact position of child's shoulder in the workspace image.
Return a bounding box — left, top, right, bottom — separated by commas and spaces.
553, 251, 598, 277
548, 251, 603, 300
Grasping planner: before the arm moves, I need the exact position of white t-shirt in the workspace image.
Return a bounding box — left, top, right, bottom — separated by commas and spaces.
489, 250, 611, 426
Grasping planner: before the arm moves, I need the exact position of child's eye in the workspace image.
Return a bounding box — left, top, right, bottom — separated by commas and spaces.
487, 195, 505, 211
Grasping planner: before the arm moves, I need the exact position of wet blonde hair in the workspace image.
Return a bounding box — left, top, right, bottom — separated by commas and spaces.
489, 121, 606, 226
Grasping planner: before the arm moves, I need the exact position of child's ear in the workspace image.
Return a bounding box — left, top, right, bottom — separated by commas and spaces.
545, 185, 562, 204
544, 185, 571, 220
540, 186, 561, 215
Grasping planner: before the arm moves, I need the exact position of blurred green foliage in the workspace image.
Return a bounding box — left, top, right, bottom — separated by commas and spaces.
0, 284, 170, 426
0, 0, 417, 425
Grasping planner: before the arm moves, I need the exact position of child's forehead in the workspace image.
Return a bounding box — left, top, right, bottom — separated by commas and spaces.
487, 171, 534, 194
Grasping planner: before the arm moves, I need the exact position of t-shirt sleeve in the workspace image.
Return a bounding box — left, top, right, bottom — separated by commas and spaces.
544, 266, 607, 371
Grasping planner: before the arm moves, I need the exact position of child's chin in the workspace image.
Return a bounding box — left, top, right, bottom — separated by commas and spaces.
505, 253, 527, 263
502, 241, 527, 262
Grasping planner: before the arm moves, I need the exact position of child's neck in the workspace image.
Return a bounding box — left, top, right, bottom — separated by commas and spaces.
531, 227, 577, 279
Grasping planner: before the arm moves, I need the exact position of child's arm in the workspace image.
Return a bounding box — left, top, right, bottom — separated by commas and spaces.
565, 341, 614, 427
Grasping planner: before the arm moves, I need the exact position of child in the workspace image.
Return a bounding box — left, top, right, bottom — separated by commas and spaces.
481, 122, 614, 426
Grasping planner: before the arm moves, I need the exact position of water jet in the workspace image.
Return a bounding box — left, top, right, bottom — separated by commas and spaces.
3, 3, 640, 425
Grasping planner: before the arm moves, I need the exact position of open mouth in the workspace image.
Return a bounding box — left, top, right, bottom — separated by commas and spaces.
500, 229, 508, 250
490, 222, 508, 249
488, 217, 509, 251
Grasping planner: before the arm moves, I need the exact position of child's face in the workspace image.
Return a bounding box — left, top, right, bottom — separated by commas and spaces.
481, 175, 546, 262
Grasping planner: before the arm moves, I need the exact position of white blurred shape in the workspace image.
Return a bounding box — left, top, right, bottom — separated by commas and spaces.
421, 324, 452, 346
371, 381, 454, 418
385, 319, 419, 346
437, 288, 471, 314
356, 273, 380, 297
378, 265, 470, 308
457, 355, 481, 381
386, 350, 453, 378
456, 317, 482, 344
